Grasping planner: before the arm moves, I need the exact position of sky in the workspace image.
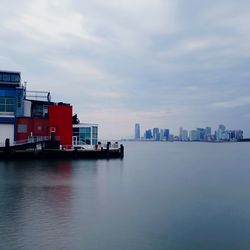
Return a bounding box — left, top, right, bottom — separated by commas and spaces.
0, 0, 250, 139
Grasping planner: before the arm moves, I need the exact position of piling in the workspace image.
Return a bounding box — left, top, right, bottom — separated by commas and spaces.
120, 144, 124, 159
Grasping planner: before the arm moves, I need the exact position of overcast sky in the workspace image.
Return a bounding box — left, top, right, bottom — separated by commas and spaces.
1, 0, 250, 139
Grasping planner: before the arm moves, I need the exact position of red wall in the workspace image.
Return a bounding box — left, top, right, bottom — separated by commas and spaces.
48, 105, 72, 146
16, 118, 49, 141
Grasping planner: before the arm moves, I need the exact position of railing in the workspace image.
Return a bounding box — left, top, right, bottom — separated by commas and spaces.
0, 136, 60, 147
72, 140, 120, 150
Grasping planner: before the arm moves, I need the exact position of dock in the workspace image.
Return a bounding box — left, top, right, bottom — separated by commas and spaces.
0, 139, 124, 160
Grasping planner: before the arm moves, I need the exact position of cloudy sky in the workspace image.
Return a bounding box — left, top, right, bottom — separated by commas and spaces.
1, 0, 250, 139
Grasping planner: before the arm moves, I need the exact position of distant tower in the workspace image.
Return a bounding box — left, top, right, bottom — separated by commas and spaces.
135, 123, 140, 139
179, 127, 183, 141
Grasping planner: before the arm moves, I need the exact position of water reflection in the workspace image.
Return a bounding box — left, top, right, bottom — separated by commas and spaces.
0, 160, 99, 250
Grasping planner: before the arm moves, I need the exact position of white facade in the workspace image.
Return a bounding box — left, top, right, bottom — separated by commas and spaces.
0, 124, 14, 145
24, 100, 32, 117
72, 123, 98, 148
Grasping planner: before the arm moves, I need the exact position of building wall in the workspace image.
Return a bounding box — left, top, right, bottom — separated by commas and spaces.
16, 105, 72, 146
16, 118, 49, 141
73, 124, 98, 146
0, 124, 14, 143
48, 105, 72, 146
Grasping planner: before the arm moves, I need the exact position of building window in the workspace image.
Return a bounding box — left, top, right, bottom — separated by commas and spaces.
37, 125, 42, 132
17, 93, 22, 108
0, 97, 15, 112
18, 124, 27, 133
2, 73, 11, 82
0, 73, 20, 82
11, 74, 20, 82
92, 126, 98, 145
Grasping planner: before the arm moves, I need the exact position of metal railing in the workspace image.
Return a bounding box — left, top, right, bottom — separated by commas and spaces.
0, 136, 60, 147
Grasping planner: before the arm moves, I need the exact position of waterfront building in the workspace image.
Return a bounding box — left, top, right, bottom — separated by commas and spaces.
0, 69, 98, 149
155, 132, 160, 141
189, 130, 199, 141
164, 129, 170, 141
145, 129, 152, 139
153, 128, 159, 140
205, 127, 212, 140
160, 129, 164, 141
182, 130, 189, 141
235, 130, 243, 140
196, 128, 205, 141
179, 127, 183, 141
217, 124, 226, 141
73, 123, 98, 146
135, 123, 140, 140
0, 70, 24, 143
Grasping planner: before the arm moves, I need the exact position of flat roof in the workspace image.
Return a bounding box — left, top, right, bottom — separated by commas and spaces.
73, 123, 98, 127
0, 70, 21, 74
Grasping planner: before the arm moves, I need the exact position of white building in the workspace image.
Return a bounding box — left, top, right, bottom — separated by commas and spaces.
72, 123, 98, 147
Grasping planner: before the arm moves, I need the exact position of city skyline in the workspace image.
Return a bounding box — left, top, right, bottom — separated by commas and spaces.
0, 0, 250, 139
133, 123, 244, 142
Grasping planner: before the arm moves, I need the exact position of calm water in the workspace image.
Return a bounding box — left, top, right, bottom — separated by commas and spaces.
1, 142, 250, 250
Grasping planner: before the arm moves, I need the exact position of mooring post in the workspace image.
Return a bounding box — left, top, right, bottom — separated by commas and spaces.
120, 144, 124, 158
106, 142, 110, 159
5, 138, 10, 153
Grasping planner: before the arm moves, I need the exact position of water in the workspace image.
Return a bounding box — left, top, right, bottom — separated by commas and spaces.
1, 142, 250, 250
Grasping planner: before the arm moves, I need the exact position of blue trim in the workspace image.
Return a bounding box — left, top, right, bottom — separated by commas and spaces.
0, 117, 15, 124
0, 88, 17, 97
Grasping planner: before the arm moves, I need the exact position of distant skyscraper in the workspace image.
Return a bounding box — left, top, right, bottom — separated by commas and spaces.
153, 128, 159, 140
164, 129, 170, 141
145, 129, 152, 139
182, 130, 188, 141
217, 124, 226, 140
190, 130, 199, 141
134, 123, 140, 139
179, 127, 183, 141
205, 127, 212, 140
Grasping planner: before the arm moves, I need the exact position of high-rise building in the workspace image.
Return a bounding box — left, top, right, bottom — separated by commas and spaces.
205, 127, 212, 141
145, 129, 152, 139
160, 129, 164, 141
217, 124, 226, 141
179, 127, 183, 141
235, 130, 243, 140
153, 128, 159, 140
134, 123, 140, 139
190, 130, 199, 141
196, 128, 205, 141
164, 129, 170, 141
182, 130, 188, 141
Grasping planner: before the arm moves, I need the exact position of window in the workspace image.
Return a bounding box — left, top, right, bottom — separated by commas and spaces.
0, 72, 20, 83
18, 124, 27, 133
17, 93, 22, 108
3, 73, 11, 82
11, 74, 20, 82
37, 126, 42, 132
0, 97, 15, 112
92, 126, 98, 145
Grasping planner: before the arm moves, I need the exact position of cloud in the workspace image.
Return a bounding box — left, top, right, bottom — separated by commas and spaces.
210, 97, 250, 109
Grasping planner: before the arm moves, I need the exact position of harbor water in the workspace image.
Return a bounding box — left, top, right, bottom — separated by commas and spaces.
1, 142, 250, 250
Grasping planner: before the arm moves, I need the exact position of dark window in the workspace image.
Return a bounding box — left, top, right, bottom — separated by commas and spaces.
0, 97, 15, 112
37, 126, 42, 131
0, 105, 5, 112
18, 124, 27, 133
11, 74, 20, 82
3, 73, 11, 82
17, 93, 21, 108
0, 73, 2, 81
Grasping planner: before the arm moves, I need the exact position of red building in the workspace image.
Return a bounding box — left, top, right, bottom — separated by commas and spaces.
48, 105, 72, 147
16, 103, 72, 147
